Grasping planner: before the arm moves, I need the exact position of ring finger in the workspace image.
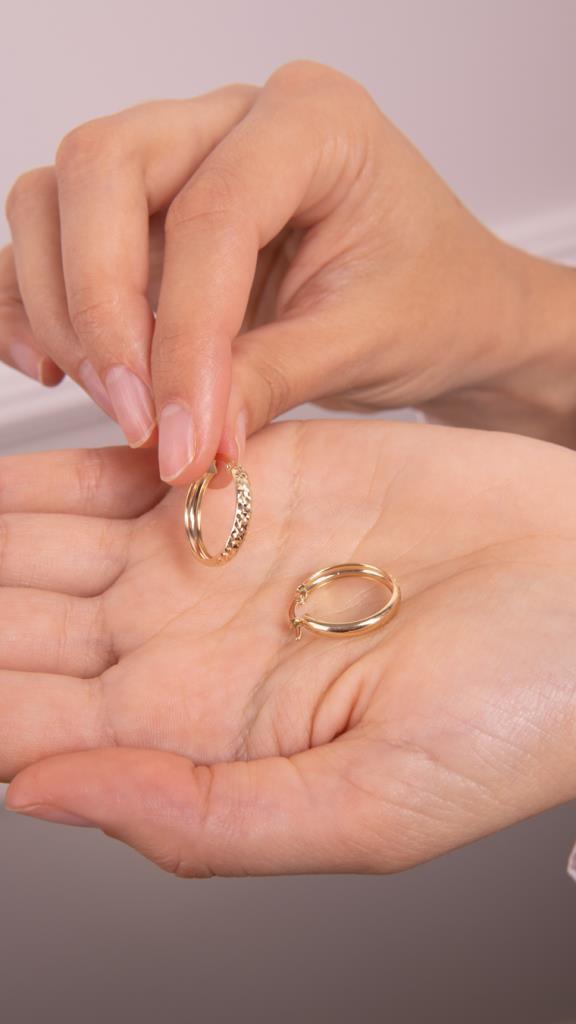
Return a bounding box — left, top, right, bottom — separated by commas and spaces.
0, 587, 112, 677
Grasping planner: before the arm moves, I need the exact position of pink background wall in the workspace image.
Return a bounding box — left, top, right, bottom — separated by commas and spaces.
1, 0, 575, 234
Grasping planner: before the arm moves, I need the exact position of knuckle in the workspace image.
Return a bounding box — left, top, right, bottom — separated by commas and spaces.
73, 448, 105, 508
30, 309, 73, 358
268, 59, 339, 91
5, 167, 52, 222
68, 288, 121, 342
55, 117, 121, 175
54, 593, 111, 678
256, 354, 291, 422
84, 595, 115, 677
152, 327, 190, 369
56, 124, 100, 169
165, 164, 244, 233
267, 60, 371, 111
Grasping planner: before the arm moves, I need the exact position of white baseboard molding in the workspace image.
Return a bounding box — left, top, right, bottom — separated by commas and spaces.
1, 202, 575, 453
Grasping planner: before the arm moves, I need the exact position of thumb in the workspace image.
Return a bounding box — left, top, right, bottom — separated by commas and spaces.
4, 742, 383, 877
218, 315, 336, 463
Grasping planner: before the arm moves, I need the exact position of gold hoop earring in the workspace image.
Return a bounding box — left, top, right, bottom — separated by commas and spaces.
288, 563, 400, 639
184, 461, 252, 566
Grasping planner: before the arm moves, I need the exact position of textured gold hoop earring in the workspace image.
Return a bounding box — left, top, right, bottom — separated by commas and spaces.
184, 461, 252, 566
288, 563, 400, 639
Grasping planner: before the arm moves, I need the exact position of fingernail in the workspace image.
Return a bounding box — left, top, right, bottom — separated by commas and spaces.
568, 842, 576, 883
158, 402, 195, 482
105, 365, 156, 447
235, 409, 247, 460
4, 802, 95, 828
9, 340, 49, 384
78, 359, 116, 419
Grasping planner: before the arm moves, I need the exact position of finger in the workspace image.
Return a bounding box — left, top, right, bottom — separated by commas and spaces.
4, 740, 382, 876
0, 244, 63, 385
6, 165, 115, 413
0, 588, 112, 677
54, 89, 257, 447
0, 512, 129, 594
0, 446, 166, 517
218, 317, 330, 462
219, 272, 389, 460
0, 670, 104, 780
153, 64, 362, 483
5, 168, 114, 416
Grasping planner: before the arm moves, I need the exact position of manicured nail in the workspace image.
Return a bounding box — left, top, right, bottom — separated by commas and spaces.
78, 359, 116, 419
4, 802, 95, 827
9, 340, 48, 383
568, 842, 576, 883
235, 409, 247, 460
158, 402, 195, 482
105, 365, 155, 447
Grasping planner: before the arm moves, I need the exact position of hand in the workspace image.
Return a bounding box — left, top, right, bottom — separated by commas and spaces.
3, 420, 576, 876
4, 61, 576, 485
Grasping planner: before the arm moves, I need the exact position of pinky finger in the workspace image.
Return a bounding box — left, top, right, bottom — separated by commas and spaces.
0, 245, 63, 386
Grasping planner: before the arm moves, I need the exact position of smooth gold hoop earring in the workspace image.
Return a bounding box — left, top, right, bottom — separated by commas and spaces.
184, 461, 252, 566
288, 563, 400, 639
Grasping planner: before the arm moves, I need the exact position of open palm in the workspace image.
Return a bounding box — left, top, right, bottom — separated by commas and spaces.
3, 420, 576, 876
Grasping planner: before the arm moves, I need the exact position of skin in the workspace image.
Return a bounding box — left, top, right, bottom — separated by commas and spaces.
2, 60, 576, 486
3, 420, 576, 876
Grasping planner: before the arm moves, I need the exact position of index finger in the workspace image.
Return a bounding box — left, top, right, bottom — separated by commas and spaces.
152, 62, 369, 483
54, 88, 258, 447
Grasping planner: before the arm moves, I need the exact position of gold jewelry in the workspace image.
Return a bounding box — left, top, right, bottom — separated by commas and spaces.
184, 461, 252, 565
289, 563, 400, 639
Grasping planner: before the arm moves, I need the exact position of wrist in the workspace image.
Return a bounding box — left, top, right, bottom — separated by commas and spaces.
512, 245, 576, 382
502, 245, 576, 443
425, 235, 576, 446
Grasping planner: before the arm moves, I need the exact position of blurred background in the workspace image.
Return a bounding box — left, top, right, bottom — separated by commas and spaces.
1, 1, 575, 1020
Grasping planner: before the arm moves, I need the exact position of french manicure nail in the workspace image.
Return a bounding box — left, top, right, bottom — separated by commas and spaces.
4, 802, 95, 827
158, 402, 195, 482
105, 365, 156, 447
9, 340, 46, 383
78, 359, 116, 419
